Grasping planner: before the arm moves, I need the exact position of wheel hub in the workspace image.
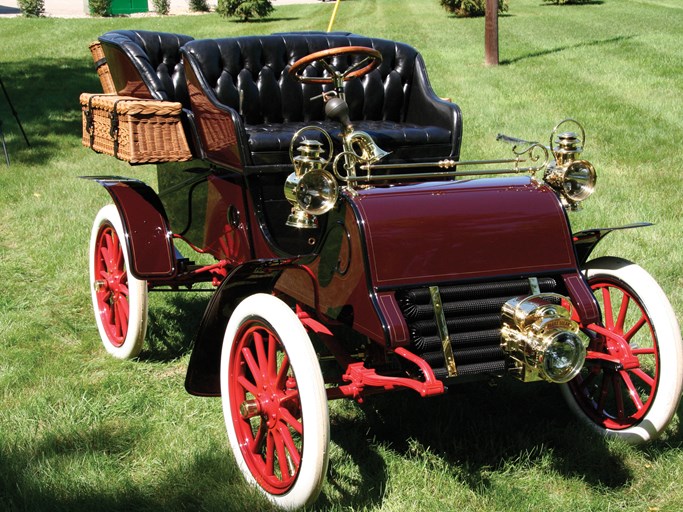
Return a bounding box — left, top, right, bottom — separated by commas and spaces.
604, 332, 641, 371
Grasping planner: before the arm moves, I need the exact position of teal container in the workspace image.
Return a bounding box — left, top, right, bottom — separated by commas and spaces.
109, 0, 149, 15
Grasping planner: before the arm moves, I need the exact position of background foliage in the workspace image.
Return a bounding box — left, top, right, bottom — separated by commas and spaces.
440, 0, 508, 17
189, 0, 211, 12
17, 0, 44, 17
88, 0, 111, 17
1, 0, 683, 510
152, 0, 171, 15
216, 0, 274, 20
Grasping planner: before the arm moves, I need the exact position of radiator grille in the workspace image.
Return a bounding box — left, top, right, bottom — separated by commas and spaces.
396, 276, 560, 380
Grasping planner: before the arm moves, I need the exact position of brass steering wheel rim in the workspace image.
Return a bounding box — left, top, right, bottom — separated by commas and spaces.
288, 46, 383, 85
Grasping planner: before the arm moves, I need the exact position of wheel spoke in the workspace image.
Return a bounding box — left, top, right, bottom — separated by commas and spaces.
632, 347, 655, 355
277, 423, 301, 469
242, 346, 263, 387
251, 422, 267, 455
96, 288, 111, 304
237, 374, 259, 396
267, 332, 278, 381
631, 367, 655, 389
118, 282, 129, 296
612, 373, 626, 420
602, 287, 614, 329
265, 431, 275, 477
100, 243, 113, 273
279, 406, 303, 435
104, 303, 115, 326
597, 374, 609, 413
111, 230, 122, 268
272, 427, 291, 479
276, 354, 290, 389
620, 370, 644, 411
115, 298, 129, 338
579, 367, 598, 392
624, 314, 647, 342
254, 331, 268, 375
615, 293, 630, 333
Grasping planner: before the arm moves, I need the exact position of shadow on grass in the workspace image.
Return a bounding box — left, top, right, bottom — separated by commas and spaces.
0, 6, 20, 15
0, 58, 100, 166
354, 378, 632, 493
316, 415, 388, 509
229, 16, 299, 23
141, 291, 211, 362
542, 1, 604, 5
501, 35, 634, 65
638, 399, 683, 459
0, 422, 278, 512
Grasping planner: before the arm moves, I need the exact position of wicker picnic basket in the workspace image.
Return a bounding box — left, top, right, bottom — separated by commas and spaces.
81, 93, 192, 164
88, 42, 117, 95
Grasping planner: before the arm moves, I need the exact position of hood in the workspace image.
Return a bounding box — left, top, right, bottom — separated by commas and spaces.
348, 177, 577, 288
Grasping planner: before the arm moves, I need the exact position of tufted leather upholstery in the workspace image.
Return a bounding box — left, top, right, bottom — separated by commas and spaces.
98, 30, 194, 107
182, 33, 462, 168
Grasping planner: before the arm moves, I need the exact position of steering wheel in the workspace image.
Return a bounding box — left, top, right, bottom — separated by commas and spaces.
289, 46, 383, 86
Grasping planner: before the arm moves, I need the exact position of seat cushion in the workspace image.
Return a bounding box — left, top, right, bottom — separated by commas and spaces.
247, 120, 453, 166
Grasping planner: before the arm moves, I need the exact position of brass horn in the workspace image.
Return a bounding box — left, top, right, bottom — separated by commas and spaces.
344, 130, 390, 165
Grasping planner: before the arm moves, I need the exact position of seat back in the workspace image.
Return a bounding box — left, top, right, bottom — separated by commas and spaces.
181, 33, 421, 126
98, 30, 194, 108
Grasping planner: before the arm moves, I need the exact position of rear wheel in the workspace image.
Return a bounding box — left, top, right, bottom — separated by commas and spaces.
562, 257, 683, 443
89, 204, 148, 359
221, 294, 329, 510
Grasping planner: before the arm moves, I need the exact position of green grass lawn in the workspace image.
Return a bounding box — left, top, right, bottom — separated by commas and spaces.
1, 0, 683, 510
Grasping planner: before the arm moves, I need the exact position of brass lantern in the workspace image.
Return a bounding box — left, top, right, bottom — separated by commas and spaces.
543, 120, 597, 209
284, 131, 338, 229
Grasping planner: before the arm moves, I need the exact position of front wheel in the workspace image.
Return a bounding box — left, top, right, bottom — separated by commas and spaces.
220, 294, 330, 510
89, 204, 148, 359
562, 257, 683, 443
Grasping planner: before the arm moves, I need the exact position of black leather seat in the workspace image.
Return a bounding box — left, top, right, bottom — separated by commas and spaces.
181, 33, 463, 169
98, 30, 194, 107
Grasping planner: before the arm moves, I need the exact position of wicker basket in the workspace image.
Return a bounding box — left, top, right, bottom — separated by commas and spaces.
81, 93, 192, 164
88, 42, 117, 95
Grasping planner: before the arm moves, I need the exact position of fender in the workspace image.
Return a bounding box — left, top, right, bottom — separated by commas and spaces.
573, 222, 653, 266
184, 259, 286, 397
82, 176, 176, 279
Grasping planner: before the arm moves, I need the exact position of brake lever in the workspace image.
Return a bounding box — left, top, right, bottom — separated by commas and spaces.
496, 133, 537, 146
310, 90, 338, 102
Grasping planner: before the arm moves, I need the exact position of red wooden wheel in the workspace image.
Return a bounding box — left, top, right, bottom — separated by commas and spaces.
89, 205, 147, 359
221, 294, 329, 508
562, 257, 683, 443
93, 224, 128, 347
229, 320, 304, 494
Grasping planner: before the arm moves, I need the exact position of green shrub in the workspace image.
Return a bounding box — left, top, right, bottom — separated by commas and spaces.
216, 0, 274, 21
189, 0, 210, 11
18, 0, 44, 17
153, 0, 171, 15
88, 0, 111, 16
440, 0, 508, 17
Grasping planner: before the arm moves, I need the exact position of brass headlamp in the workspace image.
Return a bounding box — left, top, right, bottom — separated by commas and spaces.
284, 128, 339, 229
543, 119, 597, 210
501, 293, 586, 384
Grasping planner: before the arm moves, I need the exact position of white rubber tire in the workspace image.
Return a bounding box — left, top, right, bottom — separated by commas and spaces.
89, 204, 148, 359
221, 294, 330, 510
561, 257, 683, 444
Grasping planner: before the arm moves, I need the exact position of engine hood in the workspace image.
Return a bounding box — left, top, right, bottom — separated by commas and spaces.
348, 177, 577, 288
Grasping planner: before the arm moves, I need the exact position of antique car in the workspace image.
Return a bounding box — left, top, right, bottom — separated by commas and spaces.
81, 30, 683, 509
